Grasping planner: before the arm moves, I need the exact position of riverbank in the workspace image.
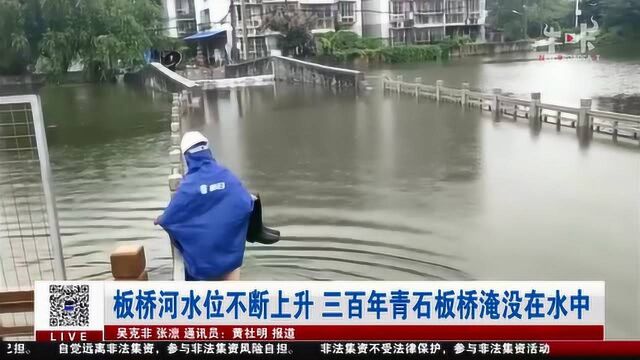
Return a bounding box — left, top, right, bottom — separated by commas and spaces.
449, 40, 532, 57
317, 31, 532, 65
0, 71, 107, 93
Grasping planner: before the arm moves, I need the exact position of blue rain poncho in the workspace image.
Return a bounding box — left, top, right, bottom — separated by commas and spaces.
157, 146, 253, 280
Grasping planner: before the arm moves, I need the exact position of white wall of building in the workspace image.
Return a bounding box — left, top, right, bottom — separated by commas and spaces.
193, 0, 235, 55
351, 0, 364, 36
361, 0, 389, 40
163, 0, 179, 38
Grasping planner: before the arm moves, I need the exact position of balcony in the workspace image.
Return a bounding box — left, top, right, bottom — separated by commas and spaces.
299, 0, 335, 4
238, 28, 264, 37
176, 9, 196, 20
414, 13, 444, 26
177, 20, 197, 37
389, 14, 413, 29
445, 13, 464, 24
238, 18, 263, 29
390, 13, 406, 22
414, 0, 443, 12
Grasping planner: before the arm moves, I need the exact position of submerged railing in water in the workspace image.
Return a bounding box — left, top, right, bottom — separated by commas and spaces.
382, 76, 640, 144
166, 91, 190, 281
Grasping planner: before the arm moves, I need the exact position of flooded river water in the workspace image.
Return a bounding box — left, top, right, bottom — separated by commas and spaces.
12, 54, 640, 338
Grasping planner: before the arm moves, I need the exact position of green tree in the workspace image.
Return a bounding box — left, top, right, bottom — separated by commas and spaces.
0, 0, 30, 75
39, 0, 167, 80
262, 7, 316, 56
487, 0, 573, 40
600, 0, 640, 35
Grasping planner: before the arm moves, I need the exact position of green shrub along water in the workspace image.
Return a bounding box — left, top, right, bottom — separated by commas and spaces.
317, 31, 462, 64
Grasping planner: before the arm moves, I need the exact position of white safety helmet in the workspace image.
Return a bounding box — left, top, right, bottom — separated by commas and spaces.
180, 131, 209, 154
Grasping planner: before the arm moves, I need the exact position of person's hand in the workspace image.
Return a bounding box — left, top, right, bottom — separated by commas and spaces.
153, 216, 160, 226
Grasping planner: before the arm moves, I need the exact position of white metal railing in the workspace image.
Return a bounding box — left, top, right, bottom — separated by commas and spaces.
0, 95, 66, 288
0, 94, 66, 340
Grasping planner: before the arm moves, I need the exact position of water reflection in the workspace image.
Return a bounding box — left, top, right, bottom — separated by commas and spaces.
41, 84, 174, 281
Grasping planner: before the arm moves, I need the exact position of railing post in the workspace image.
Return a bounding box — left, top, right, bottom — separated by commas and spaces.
612, 120, 618, 140
415, 77, 422, 98
492, 88, 502, 116
529, 92, 541, 124
556, 111, 562, 131
110, 245, 148, 280
578, 99, 593, 130
436, 80, 443, 102
461, 82, 470, 107
396, 75, 403, 94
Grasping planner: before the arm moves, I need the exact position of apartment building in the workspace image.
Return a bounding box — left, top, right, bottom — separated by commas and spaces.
165, 0, 362, 60
363, 0, 486, 46
162, 0, 198, 38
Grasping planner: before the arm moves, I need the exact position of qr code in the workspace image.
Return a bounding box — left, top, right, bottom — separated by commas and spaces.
49, 284, 90, 327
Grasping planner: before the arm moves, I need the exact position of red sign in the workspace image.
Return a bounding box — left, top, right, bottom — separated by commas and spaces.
565, 33, 579, 43
36, 330, 104, 342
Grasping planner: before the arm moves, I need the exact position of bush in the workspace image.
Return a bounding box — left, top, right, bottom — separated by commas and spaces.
317, 31, 448, 64
379, 45, 444, 63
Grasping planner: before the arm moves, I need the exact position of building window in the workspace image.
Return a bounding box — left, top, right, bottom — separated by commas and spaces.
250, 37, 267, 58
391, 29, 407, 45
339, 2, 355, 23
309, 5, 334, 30
264, 3, 297, 15
240, 37, 267, 59
446, 0, 463, 13
415, 0, 443, 13
469, 0, 480, 13
235, 5, 242, 21
391, 1, 409, 15
177, 20, 197, 35
200, 9, 211, 30
414, 28, 444, 43
176, 0, 191, 15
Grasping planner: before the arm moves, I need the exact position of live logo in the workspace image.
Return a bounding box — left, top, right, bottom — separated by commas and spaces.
36, 330, 103, 342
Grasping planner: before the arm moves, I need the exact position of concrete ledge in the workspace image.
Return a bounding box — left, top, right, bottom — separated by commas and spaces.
148, 63, 199, 89
197, 75, 274, 90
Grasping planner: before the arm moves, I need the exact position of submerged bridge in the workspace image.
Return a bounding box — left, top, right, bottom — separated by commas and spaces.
128, 56, 367, 93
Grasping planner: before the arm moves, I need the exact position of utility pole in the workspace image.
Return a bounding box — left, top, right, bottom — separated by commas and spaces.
240, 0, 249, 60
230, 0, 240, 62
575, 0, 580, 28
523, 5, 528, 40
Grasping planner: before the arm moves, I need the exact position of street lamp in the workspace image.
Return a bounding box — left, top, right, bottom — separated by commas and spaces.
511, 6, 528, 40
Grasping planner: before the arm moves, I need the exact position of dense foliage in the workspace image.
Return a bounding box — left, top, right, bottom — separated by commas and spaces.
487, 0, 640, 42
0, 0, 30, 74
594, 0, 640, 44
486, 0, 574, 40
0, 0, 171, 79
262, 8, 316, 57
317, 31, 446, 64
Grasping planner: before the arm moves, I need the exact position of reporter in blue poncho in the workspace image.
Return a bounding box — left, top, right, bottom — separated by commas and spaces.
155, 131, 253, 281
